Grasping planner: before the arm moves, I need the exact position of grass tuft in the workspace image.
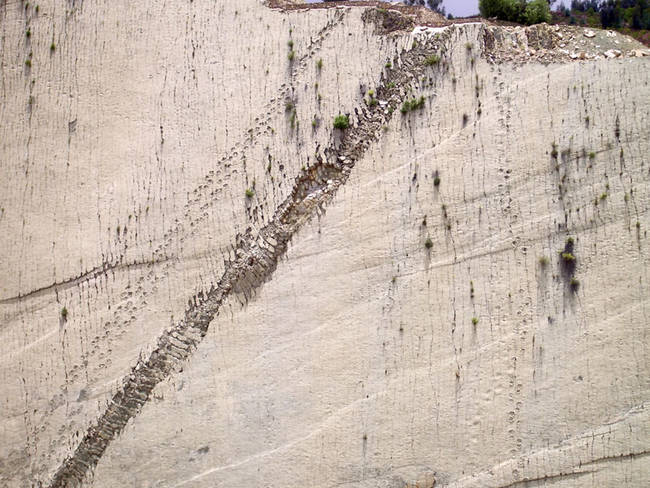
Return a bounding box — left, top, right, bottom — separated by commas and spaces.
333, 114, 350, 130
425, 54, 440, 66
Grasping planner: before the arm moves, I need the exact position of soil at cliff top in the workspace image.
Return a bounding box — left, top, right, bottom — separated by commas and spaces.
267, 0, 454, 26
267, 0, 650, 61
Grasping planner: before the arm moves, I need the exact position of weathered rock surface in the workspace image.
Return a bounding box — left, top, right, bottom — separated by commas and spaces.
0, 1, 648, 487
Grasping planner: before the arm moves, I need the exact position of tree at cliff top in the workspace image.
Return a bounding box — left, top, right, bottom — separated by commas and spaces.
479, 0, 552, 24
557, 0, 650, 32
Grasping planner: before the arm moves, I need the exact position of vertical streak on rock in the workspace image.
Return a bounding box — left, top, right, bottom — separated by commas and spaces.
47, 24, 456, 488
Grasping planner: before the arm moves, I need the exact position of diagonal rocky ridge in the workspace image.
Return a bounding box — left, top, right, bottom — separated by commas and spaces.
47, 21, 457, 488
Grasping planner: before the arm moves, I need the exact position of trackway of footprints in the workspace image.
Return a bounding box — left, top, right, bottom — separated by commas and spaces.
48, 23, 455, 488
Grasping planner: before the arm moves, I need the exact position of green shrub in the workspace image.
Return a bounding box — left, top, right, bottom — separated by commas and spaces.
333, 114, 349, 130
472, 317, 479, 326
524, 0, 551, 25
61, 307, 68, 320
424, 237, 433, 249
25, 59, 32, 67
569, 277, 580, 292
558, 237, 577, 278
480, 0, 520, 21
401, 96, 425, 114
561, 252, 575, 262
245, 188, 255, 198
50, 42, 56, 52
288, 50, 295, 61
316, 58, 323, 70
425, 54, 440, 66
538, 256, 549, 267
480, 0, 549, 25
433, 176, 441, 186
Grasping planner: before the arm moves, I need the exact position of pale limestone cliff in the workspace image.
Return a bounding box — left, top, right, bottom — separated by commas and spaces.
0, 1, 649, 487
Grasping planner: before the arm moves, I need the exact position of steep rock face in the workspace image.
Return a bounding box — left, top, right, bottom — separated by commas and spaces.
0, 1, 648, 487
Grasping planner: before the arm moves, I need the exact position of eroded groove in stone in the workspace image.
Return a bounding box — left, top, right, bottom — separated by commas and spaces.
47, 23, 457, 488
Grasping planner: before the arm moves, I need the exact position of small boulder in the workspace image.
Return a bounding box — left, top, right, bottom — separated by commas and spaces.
604, 49, 621, 58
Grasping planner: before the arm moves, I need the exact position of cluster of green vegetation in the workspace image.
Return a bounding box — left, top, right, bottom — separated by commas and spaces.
559, 237, 580, 292
333, 114, 350, 130
561, 251, 576, 262
552, 1, 650, 45
559, 1, 650, 29
400, 96, 425, 114
425, 54, 441, 66
285, 100, 297, 129
479, 0, 552, 25
367, 89, 378, 107
408, 0, 649, 44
